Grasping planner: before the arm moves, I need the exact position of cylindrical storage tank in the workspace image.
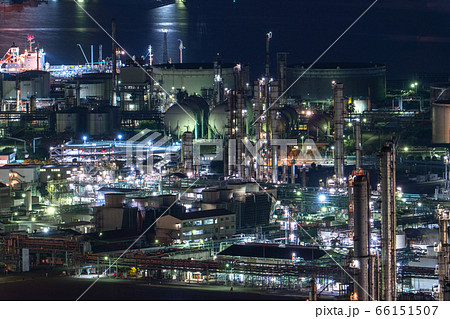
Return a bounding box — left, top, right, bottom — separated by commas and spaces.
202, 189, 220, 203
227, 182, 246, 195
56, 113, 79, 133
162, 194, 177, 206
25, 189, 32, 212
354, 99, 368, 113
396, 233, 406, 249
430, 84, 450, 104
432, 101, 450, 144
105, 193, 126, 208
88, 113, 110, 136
219, 189, 233, 202
287, 62, 386, 103
245, 182, 259, 193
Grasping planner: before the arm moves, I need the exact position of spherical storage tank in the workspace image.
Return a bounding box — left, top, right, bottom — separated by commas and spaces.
164, 96, 209, 138
286, 62, 386, 104
432, 100, 450, 144
209, 102, 228, 137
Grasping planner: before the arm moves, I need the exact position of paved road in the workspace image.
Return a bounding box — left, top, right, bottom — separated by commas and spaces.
0, 275, 310, 301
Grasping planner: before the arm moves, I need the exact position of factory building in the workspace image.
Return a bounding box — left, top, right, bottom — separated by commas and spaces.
64, 73, 112, 106
155, 208, 236, 245
286, 62, 386, 104
118, 66, 152, 111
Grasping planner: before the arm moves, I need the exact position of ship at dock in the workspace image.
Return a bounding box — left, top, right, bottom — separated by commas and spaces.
0, 35, 47, 74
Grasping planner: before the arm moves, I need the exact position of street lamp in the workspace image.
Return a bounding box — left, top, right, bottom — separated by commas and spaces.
83, 135, 87, 144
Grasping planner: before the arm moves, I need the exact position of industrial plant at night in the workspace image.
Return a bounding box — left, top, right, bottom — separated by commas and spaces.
0, 0, 450, 304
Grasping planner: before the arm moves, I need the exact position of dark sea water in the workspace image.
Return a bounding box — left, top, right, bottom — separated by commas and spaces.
0, 0, 449, 80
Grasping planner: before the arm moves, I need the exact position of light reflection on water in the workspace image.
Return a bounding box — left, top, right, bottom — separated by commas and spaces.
0, 0, 449, 78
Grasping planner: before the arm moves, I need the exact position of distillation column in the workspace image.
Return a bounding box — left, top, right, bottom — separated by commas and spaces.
436, 207, 450, 301
353, 172, 371, 301
111, 19, 117, 106
380, 142, 397, 301
235, 65, 246, 179
182, 131, 194, 177
355, 118, 362, 170
333, 83, 345, 181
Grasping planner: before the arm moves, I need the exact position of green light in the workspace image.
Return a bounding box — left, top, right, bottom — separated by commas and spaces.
104, 256, 108, 260
321, 207, 327, 213
404, 147, 409, 152
226, 263, 230, 267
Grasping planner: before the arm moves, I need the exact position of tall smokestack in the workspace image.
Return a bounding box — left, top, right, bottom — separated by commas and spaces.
99, 44, 103, 64
333, 82, 345, 181
265, 32, 272, 78
380, 142, 397, 301
162, 29, 168, 64
352, 171, 371, 301
91, 44, 94, 69
111, 19, 117, 106
277, 52, 288, 107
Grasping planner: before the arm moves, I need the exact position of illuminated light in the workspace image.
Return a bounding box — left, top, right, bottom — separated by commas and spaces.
99, 232, 103, 237
48, 207, 56, 215
83, 135, 87, 141
43, 228, 49, 233
401, 198, 406, 203
318, 194, 326, 202
155, 240, 159, 243
31, 217, 36, 222
404, 147, 409, 152
418, 202, 422, 207
104, 256, 108, 260
22, 193, 26, 198
321, 206, 327, 213
118, 134, 123, 140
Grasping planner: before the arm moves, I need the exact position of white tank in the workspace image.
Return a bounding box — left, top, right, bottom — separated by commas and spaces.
432, 101, 450, 144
